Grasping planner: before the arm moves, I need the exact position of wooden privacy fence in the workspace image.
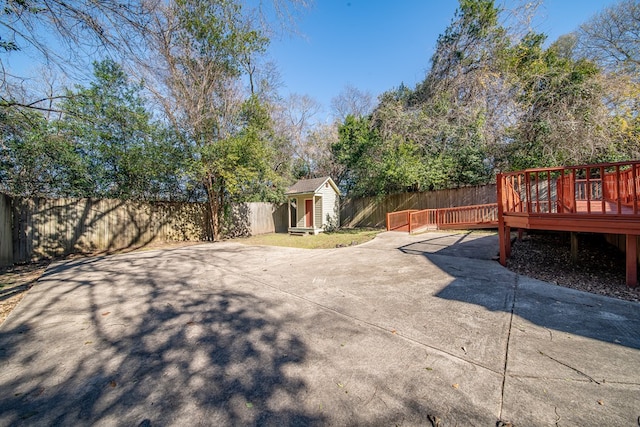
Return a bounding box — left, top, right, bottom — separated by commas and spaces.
341, 184, 496, 228
223, 202, 288, 237
10, 197, 212, 263
0, 194, 12, 266
1, 196, 289, 265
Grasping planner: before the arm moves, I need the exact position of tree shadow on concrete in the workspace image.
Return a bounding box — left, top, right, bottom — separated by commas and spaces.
398, 232, 640, 351
0, 247, 323, 426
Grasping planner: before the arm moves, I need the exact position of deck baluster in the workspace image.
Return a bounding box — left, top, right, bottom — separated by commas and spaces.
616, 165, 622, 214
600, 166, 605, 214
633, 164, 638, 215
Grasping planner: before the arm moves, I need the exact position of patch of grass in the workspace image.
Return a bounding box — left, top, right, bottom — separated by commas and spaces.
234, 228, 382, 249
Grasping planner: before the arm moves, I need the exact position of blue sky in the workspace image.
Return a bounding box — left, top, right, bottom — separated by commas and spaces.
268, 0, 619, 119
4, 0, 619, 119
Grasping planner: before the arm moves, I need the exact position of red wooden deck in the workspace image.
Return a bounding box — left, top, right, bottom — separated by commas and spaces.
386, 160, 640, 287
498, 160, 640, 287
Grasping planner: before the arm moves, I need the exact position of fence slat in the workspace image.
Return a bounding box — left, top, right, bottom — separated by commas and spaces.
0, 194, 12, 266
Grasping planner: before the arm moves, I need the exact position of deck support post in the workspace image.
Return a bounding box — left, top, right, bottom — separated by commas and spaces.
498, 225, 506, 266
626, 234, 638, 288
498, 223, 511, 265
497, 173, 508, 266
570, 232, 579, 263
517, 228, 523, 241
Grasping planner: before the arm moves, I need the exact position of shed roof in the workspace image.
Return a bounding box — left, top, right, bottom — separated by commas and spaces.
285, 176, 339, 195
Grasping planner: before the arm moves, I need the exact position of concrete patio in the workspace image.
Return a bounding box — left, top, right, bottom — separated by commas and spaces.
0, 231, 638, 425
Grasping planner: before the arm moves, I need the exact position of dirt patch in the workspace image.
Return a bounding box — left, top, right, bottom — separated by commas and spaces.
507, 231, 640, 303
0, 261, 49, 325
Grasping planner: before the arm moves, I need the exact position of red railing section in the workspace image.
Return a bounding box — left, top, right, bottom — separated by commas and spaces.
386, 204, 498, 233
437, 204, 498, 229
386, 209, 418, 231
499, 161, 640, 217
409, 209, 438, 232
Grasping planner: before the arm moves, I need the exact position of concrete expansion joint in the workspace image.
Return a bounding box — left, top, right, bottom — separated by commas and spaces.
499, 274, 519, 421
507, 373, 640, 386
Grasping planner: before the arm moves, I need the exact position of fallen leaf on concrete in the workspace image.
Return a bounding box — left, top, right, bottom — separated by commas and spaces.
452, 383, 459, 389
424, 367, 433, 371
186, 321, 195, 326
597, 400, 604, 405
84, 341, 92, 345
109, 381, 116, 388
427, 414, 441, 427
337, 383, 344, 388
390, 329, 397, 334
101, 312, 110, 316
246, 402, 253, 409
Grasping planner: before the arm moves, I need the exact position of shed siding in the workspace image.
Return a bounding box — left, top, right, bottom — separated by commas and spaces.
321, 184, 339, 227
315, 196, 322, 226
294, 197, 304, 228
297, 197, 305, 228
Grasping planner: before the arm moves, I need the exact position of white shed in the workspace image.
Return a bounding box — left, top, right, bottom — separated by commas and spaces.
285, 177, 340, 235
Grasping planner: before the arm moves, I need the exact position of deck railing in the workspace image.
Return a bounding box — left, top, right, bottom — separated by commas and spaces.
437, 204, 498, 229
499, 160, 640, 216
386, 204, 498, 233
386, 209, 418, 231
409, 209, 438, 232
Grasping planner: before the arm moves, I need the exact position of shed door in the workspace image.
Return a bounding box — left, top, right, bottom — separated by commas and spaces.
305, 199, 313, 227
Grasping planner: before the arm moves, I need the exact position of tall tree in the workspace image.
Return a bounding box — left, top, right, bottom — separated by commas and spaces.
57, 59, 187, 200
572, 0, 640, 162
271, 93, 322, 179
0, 107, 88, 196
373, 0, 505, 191
330, 83, 374, 122
332, 115, 380, 195
575, 0, 640, 77
140, 0, 274, 239
1, 59, 188, 199
0, 0, 153, 114
505, 33, 614, 169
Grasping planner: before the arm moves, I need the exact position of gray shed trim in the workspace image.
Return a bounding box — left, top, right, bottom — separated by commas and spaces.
285, 177, 340, 196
